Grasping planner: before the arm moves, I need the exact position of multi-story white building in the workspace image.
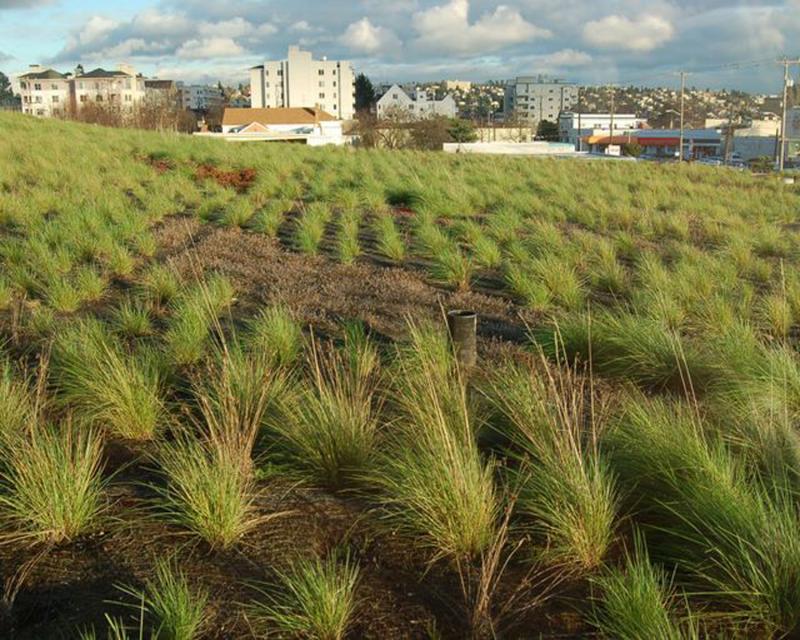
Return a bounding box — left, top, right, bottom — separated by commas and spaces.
504, 76, 578, 125
179, 84, 224, 112
558, 112, 648, 149
376, 85, 457, 119
14, 64, 146, 116
71, 65, 146, 109
15, 66, 70, 117
250, 46, 356, 120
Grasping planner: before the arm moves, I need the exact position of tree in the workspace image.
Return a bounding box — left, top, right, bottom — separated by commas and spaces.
410, 116, 453, 150
621, 142, 643, 158
447, 118, 477, 143
355, 73, 376, 113
536, 119, 559, 141
0, 72, 15, 106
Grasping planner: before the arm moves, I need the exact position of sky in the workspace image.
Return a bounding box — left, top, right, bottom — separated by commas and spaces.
0, 0, 798, 93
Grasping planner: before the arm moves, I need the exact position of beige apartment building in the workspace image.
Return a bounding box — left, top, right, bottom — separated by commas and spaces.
250, 46, 356, 120
14, 64, 146, 117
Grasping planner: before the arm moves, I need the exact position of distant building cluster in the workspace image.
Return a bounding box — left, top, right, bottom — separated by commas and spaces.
13, 63, 224, 118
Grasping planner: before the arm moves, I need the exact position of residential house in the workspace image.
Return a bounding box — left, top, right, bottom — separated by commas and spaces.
376, 85, 457, 119
250, 46, 356, 120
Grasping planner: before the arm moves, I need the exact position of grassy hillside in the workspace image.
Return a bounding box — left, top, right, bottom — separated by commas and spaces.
1, 112, 800, 638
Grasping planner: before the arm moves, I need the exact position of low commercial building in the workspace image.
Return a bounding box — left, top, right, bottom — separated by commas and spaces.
585, 129, 722, 159
376, 85, 457, 119
504, 76, 578, 125
559, 112, 647, 149
250, 46, 356, 120
215, 107, 345, 145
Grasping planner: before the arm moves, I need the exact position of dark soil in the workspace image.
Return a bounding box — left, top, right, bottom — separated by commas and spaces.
195, 165, 257, 193
0, 215, 596, 639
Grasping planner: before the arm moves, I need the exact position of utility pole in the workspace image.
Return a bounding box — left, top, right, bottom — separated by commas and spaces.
679, 72, 685, 162
577, 86, 582, 151
778, 58, 800, 172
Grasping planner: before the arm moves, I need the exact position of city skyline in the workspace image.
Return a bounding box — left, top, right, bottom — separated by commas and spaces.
1, 0, 799, 92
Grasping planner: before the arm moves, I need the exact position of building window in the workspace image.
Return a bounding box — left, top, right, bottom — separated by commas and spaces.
51, 83, 58, 90
277, 69, 282, 76
80, 95, 88, 103
35, 96, 42, 103
319, 81, 325, 87
124, 94, 132, 102
52, 95, 59, 103
319, 93, 325, 99
318, 69, 324, 75
20, 82, 27, 89
333, 81, 337, 87
34, 83, 41, 90
96, 95, 103, 102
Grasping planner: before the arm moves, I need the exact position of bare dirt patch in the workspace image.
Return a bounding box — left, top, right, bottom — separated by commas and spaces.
154, 216, 536, 350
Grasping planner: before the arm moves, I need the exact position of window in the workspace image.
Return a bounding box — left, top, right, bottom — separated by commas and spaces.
52, 95, 59, 103
319, 81, 325, 87
392, 93, 398, 99
265, 81, 269, 88
34, 83, 42, 90
277, 69, 282, 75
333, 81, 337, 87
34, 96, 42, 103
265, 69, 269, 76
318, 69, 324, 75
124, 94, 132, 102
36, 109, 44, 116
80, 95, 88, 103
20, 82, 27, 89
96, 95, 103, 102
51, 83, 58, 90
319, 93, 325, 99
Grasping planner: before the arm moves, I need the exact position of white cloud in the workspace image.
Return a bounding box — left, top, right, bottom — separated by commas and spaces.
290, 20, 313, 32
340, 18, 401, 54
412, 0, 550, 54
78, 16, 118, 46
176, 36, 245, 59
541, 48, 592, 67
131, 10, 191, 37
198, 17, 254, 39
583, 14, 675, 52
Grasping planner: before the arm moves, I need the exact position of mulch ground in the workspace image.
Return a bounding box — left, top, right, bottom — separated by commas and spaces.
0, 215, 594, 639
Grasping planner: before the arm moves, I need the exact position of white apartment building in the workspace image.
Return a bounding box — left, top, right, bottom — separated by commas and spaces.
558, 112, 648, 149
180, 84, 224, 111
71, 65, 146, 108
504, 76, 578, 125
14, 64, 146, 116
15, 66, 70, 117
376, 85, 457, 119
250, 46, 356, 120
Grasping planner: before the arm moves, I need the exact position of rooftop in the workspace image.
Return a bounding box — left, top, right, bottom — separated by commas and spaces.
222, 107, 337, 127
18, 69, 67, 80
